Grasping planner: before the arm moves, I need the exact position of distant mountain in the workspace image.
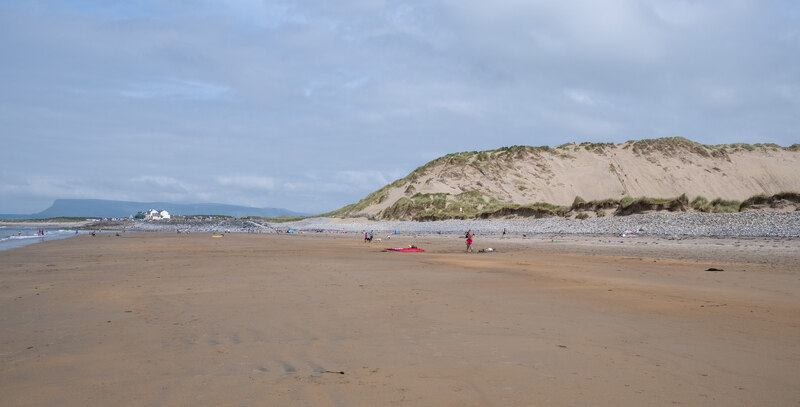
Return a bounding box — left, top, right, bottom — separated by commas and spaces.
0, 199, 307, 220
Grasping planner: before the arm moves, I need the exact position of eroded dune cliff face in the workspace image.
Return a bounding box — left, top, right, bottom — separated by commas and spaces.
332, 138, 800, 220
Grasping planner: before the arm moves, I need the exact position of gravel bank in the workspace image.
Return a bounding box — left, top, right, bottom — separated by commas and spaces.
281, 212, 800, 237
127, 212, 800, 237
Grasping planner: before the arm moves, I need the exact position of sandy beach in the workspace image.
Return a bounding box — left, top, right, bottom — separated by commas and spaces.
1, 232, 798, 406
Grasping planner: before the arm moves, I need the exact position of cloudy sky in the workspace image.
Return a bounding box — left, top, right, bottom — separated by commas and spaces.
1, 1, 798, 214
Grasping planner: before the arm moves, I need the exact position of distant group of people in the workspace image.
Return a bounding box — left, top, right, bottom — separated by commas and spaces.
17, 229, 47, 236
357, 227, 515, 253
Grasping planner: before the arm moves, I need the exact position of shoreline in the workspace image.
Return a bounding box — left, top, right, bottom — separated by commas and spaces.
0, 221, 92, 228
4, 210, 800, 255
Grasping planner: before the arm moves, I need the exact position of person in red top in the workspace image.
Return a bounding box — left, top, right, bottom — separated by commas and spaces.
465, 229, 474, 252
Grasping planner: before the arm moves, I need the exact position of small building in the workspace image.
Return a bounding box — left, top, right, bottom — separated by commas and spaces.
133, 209, 171, 221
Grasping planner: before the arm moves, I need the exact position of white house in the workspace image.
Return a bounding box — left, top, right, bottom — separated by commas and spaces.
134, 209, 172, 221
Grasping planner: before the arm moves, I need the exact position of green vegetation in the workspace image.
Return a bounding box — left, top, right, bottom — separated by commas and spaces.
262, 191, 800, 222
728, 143, 756, 152
379, 190, 506, 220
329, 190, 800, 221
380, 193, 449, 220
476, 202, 571, 220
623, 137, 797, 158
591, 198, 617, 208
690, 196, 708, 207
579, 141, 615, 154
739, 191, 800, 211
378, 191, 799, 220
626, 137, 713, 157
616, 194, 689, 215
571, 196, 617, 212
708, 198, 741, 213
619, 196, 636, 207
525, 202, 571, 214
690, 196, 740, 213
739, 193, 768, 211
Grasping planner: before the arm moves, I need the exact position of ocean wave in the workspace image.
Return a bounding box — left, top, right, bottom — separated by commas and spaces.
2, 235, 47, 241
1, 230, 74, 240
0, 229, 79, 250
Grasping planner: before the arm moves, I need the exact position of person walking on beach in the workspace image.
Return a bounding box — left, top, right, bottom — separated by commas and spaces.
364, 231, 370, 244
502, 227, 507, 239
465, 229, 474, 252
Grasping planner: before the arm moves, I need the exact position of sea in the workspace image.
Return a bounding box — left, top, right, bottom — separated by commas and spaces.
0, 226, 82, 251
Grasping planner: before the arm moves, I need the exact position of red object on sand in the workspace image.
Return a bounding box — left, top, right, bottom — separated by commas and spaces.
385, 248, 425, 252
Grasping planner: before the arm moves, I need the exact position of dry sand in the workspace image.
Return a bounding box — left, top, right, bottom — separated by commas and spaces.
1, 233, 798, 406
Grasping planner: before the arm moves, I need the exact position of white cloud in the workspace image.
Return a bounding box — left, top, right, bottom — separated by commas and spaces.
215, 175, 276, 190
1, 173, 136, 203
697, 85, 741, 109
541, 109, 623, 138
649, 1, 716, 26
430, 99, 485, 116
302, 71, 370, 98
775, 84, 800, 104
337, 170, 391, 187
131, 175, 187, 189
121, 78, 231, 101
565, 89, 597, 107
284, 169, 403, 193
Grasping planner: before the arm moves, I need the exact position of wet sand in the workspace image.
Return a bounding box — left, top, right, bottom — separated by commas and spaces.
1, 233, 798, 406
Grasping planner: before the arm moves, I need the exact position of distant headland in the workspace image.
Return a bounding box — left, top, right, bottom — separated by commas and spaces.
0, 199, 307, 220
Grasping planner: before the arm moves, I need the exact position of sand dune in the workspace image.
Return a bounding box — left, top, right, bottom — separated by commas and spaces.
346, 139, 800, 218
1, 233, 798, 406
